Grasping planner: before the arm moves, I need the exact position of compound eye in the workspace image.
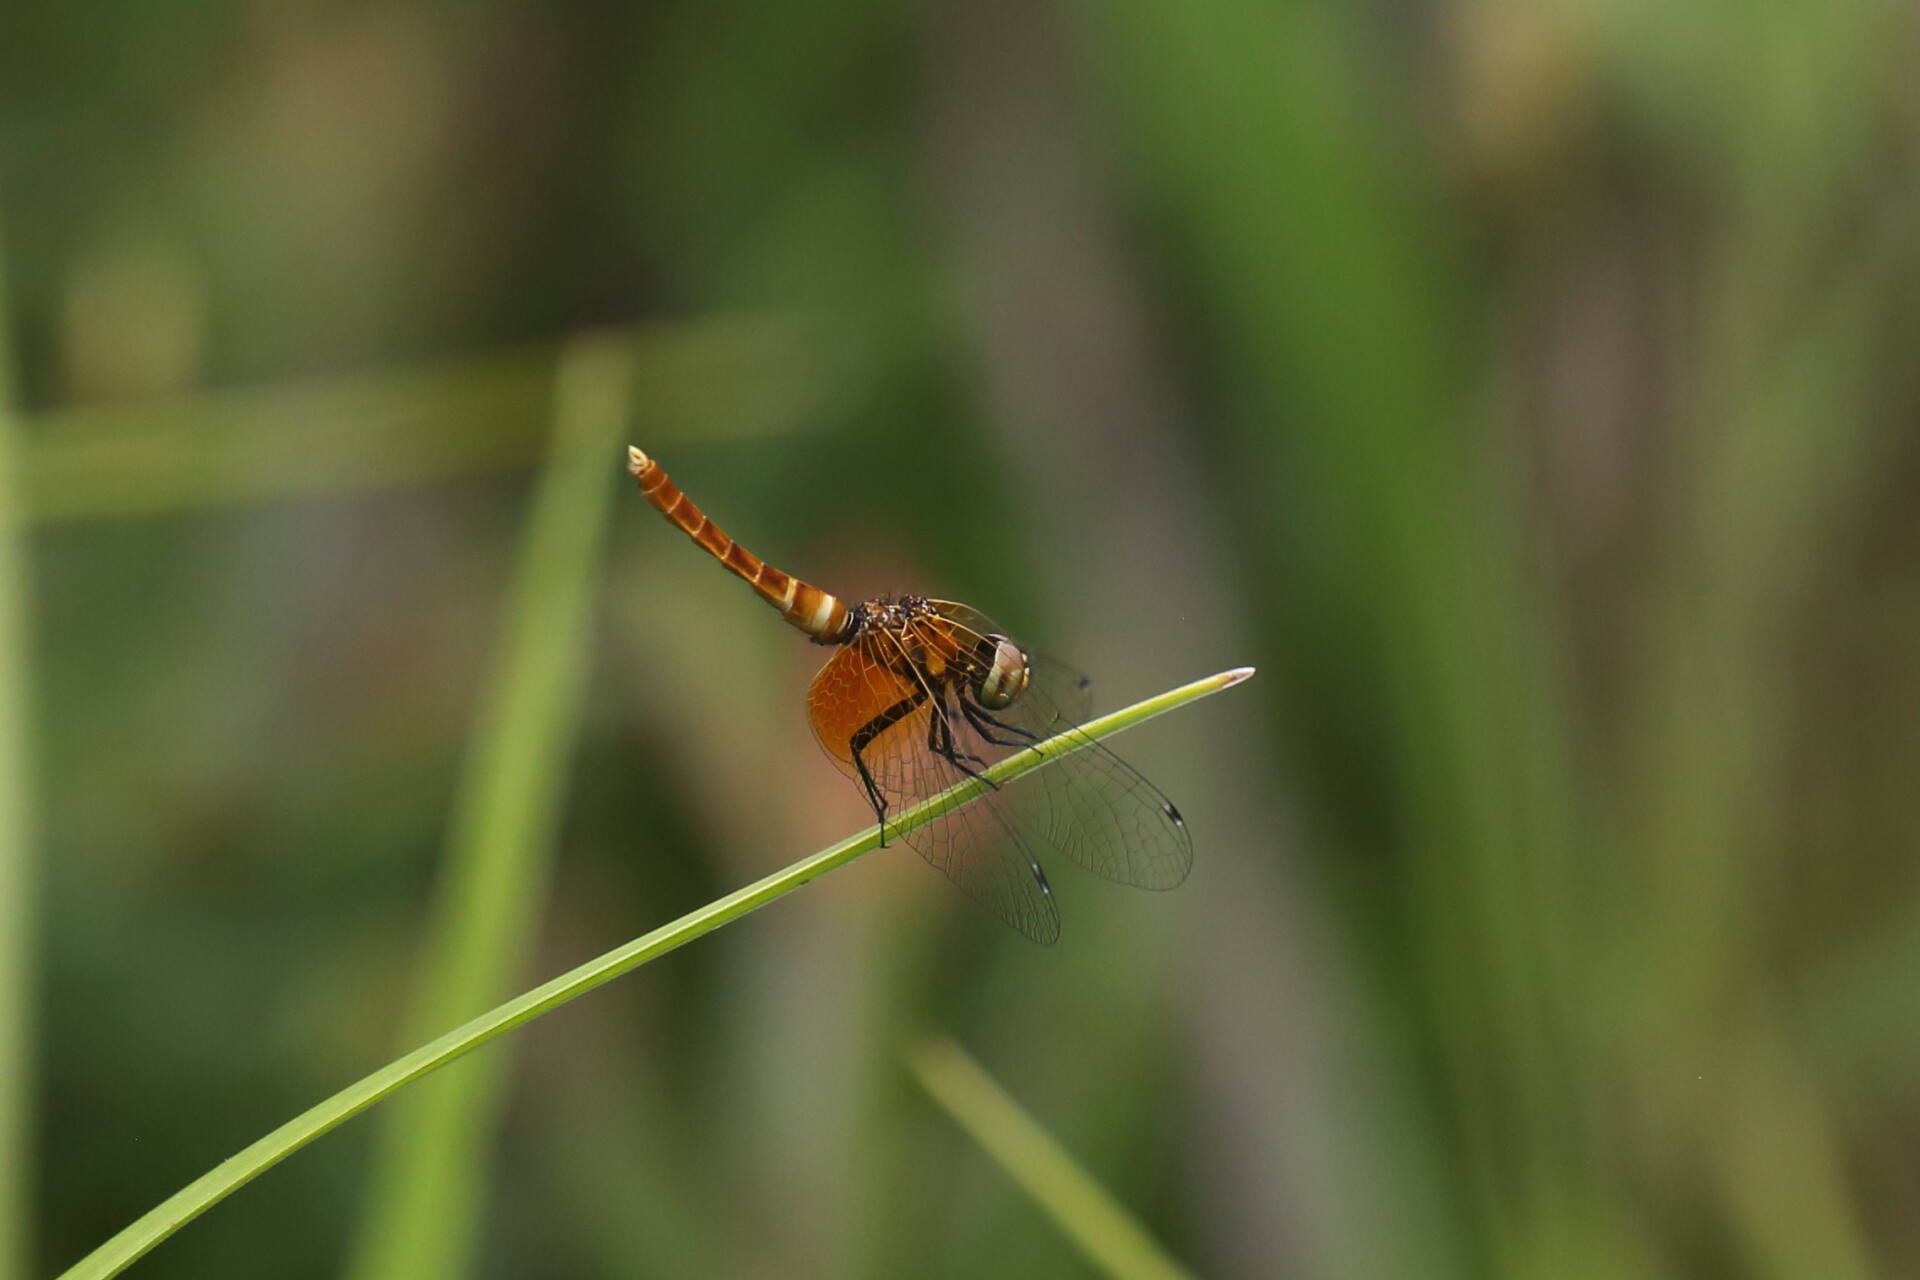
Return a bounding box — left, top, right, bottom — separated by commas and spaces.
975, 636, 1031, 710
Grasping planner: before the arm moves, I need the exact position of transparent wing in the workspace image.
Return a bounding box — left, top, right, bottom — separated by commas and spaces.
923, 600, 1094, 724
807, 639, 1061, 944
927, 603, 1192, 891
805, 608, 1192, 942
967, 662, 1192, 891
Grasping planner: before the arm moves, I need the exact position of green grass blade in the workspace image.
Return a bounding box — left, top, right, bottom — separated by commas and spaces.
0, 222, 36, 1280
21, 315, 822, 523
905, 1035, 1192, 1280
343, 334, 635, 1280
56, 666, 1253, 1280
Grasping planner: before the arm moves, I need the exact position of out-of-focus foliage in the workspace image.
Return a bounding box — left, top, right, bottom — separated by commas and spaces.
4, 1, 1918, 1276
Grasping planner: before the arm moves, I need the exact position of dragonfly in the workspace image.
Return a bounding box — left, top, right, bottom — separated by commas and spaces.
626, 446, 1191, 943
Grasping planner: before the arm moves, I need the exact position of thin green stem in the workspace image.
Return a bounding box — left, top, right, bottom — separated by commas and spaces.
344, 336, 635, 1280
0, 217, 37, 1280
57, 667, 1253, 1280
906, 1035, 1192, 1280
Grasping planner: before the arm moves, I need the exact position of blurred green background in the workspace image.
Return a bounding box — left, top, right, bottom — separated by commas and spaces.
5, 1, 1919, 1276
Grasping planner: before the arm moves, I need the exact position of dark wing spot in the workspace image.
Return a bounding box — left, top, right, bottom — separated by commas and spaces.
1163, 802, 1184, 824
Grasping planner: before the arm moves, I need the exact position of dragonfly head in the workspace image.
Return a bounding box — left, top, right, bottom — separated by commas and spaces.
974, 635, 1031, 710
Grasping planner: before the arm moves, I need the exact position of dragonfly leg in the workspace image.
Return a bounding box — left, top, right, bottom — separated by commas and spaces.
928, 687, 996, 785
851, 689, 924, 845
957, 695, 1039, 750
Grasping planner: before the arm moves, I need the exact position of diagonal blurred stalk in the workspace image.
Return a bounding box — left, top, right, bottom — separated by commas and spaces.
343, 333, 635, 1280
0, 222, 36, 1280
56, 668, 1253, 1280
906, 1035, 1191, 1280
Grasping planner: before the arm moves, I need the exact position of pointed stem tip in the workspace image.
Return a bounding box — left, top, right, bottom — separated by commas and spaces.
1219, 666, 1257, 688
626, 445, 650, 476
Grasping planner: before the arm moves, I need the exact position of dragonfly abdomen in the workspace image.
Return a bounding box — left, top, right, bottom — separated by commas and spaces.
626, 446, 850, 642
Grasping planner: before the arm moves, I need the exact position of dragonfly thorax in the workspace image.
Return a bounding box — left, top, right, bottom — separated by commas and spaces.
847, 594, 935, 638
845, 597, 1031, 709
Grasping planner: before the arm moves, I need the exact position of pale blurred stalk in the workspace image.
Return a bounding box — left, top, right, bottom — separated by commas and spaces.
907, 1035, 1191, 1280
21, 316, 820, 523
0, 222, 36, 1280
344, 334, 634, 1280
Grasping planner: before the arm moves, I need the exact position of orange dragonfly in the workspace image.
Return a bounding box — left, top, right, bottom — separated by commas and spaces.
627, 446, 1191, 943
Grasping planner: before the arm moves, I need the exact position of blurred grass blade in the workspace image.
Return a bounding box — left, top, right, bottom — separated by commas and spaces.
56, 667, 1253, 1280
905, 1035, 1191, 1280
22, 315, 823, 523
0, 224, 36, 1280
344, 334, 636, 1280
1083, 4, 1578, 1272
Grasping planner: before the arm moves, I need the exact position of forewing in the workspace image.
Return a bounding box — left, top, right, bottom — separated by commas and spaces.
927, 602, 1092, 725
1021, 652, 1095, 730
922, 603, 1191, 891
956, 653, 1194, 892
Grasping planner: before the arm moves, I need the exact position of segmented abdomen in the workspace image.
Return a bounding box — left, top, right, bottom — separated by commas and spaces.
626, 446, 850, 642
